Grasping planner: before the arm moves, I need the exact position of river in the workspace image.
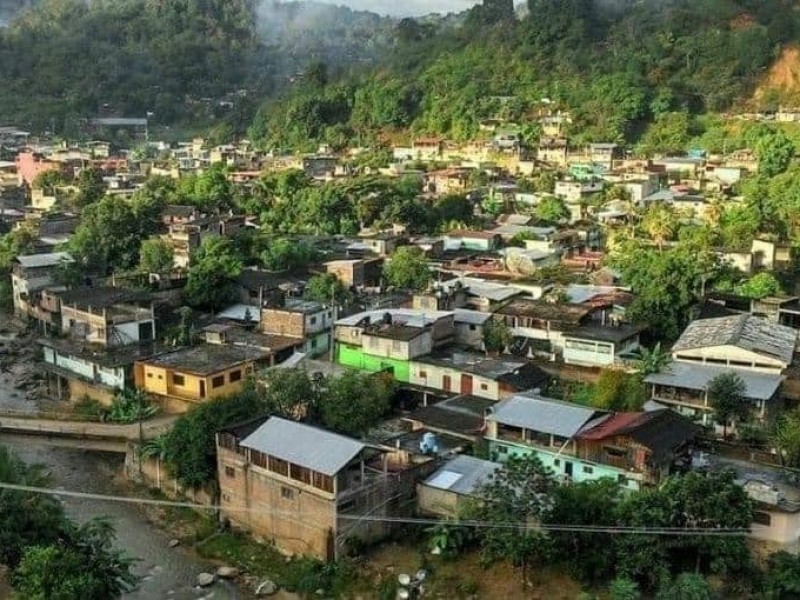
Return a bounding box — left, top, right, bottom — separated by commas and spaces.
0, 437, 242, 600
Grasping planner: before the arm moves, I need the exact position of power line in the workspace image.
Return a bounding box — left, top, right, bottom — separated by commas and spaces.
0, 481, 750, 536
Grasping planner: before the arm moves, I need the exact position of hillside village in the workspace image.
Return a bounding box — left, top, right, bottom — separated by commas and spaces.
5, 109, 800, 597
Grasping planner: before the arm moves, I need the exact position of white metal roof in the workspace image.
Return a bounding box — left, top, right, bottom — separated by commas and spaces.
14, 252, 73, 268
489, 392, 607, 438
240, 417, 367, 476
645, 362, 783, 401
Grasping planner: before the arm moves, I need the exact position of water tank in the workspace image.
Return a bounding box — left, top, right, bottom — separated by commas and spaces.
419, 432, 439, 455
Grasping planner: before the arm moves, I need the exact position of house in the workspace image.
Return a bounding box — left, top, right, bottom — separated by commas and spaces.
495, 299, 613, 358
453, 309, 492, 350
334, 309, 455, 382
217, 416, 424, 560
438, 277, 523, 312
236, 269, 307, 308
486, 392, 695, 490
261, 299, 335, 359
11, 252, 74, 319
424, 168, 471, 196
135, 344, 270, 412
40, 338, 156, 405
57, 287, 155, 347
589, 143, 623, 169
302, 155, 339, 179
325, 258, 384, 288
167, 214, 246, 269
14, 151, 66, 186
537, 137, 568, 166
501, 247, 560, 275
354, 233, 405, 257
645, 362, 784, 426
409, 350, 548, 401
443, 231, 501, 252
562, 324, 641, 367
417, 455, 500, 517
669, 314, 797, 374
405, 394, 495, 441
554, 180, 604, 205
202, 324, 300, 366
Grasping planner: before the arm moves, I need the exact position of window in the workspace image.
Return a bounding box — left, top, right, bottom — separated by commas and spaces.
229, 370, 242, 383
310, 316, 317, 325
497, 445, 508, 454
553, 459, 561, 467
312, 338, 318, 349
583, 465, 594, 474
617, 474, 628, 485
212, 375, 225, 388
147, 373, 153, 378
753, 511, 772, 526
268, 456, 289, 476
469, 324, 477, 331
172, 374, 185, 386
281, 486, 295, 500
480, 383, 488, 391
290, 464, 312, 485
419, 370, 427, 378
224, 466, 236, 479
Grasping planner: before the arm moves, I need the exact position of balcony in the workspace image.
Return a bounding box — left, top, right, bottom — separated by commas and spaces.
651, 385, 707, 409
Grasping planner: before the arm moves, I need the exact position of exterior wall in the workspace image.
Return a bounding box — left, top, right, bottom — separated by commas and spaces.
488, 438, 641, 491
750, 508, 800, 545
43, 346, 127, 391
67, 377, 116, 405
302, 331, 332, 359
217, 446, 336, 560
305, 308, 334, 336
672, 345, 786, 373
507, 324, 566, 354
114, 319, 156, 344
261, 309, 306, 337
360, 331, 432, 361
416, 485, 460, 517
409, 361, 500, 400
454, 322, 484, 350
138, 362, 251, 405
336, 344, 410, 382
563, 338, 615, 366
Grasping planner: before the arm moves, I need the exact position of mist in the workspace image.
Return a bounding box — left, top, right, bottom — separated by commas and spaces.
298, 0, 481, 17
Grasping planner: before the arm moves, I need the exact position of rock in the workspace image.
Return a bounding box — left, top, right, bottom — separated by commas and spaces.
216, 566, 239, 579
315, 589, 325, 596
255, 579, 278, 596
197, 572, 215, 587
168, 539, 180, 548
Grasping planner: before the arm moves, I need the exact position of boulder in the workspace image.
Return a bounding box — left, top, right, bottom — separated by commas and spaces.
168, 539, 180, 548
197, 572, 215, 587
216, 566, 239, 579
255, 579, 278, 596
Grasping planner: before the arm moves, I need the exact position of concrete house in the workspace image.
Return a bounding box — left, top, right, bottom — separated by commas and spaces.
11, 252, 74, 319
443, 230, 501, 252
217, 417, 426, 560
486, 393, 695, 490
135, 344, 269, 412
58, 287, 155, 347
417, 455, 500, 517
261, 299, 335, 359
537, 137, 568, 166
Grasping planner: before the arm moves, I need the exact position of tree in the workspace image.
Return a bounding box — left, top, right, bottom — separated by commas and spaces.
383, 246, 432, 291
593, 369, 647, 411
764, 551, 800, 599
633, 343, 671, 376
304, 273, 351, 306
642, 203, 677, 251
260, 368, 319, 421
464, 455, 555, 584
615, 471, 753, 590
545, 479, 621, 583
139, 237, 174, 275
735, 272, 783, 299
756, 130, 795, 178
320, 371, 394, 436
260, 238, 319, 272
163, 385, 264, 490
13, 519, 136, 600
773, 411, 800, 468
534, 196, 570, 224
74, 167, 106, 209
483, 318, 512, 354
184, 237, 243, 310
637, 112, 691, 156
0, 446, 65, 569
610, 577, 641, 600
33, 170, 66, 190
655, 574, 713, 600
707, 372, 749, 438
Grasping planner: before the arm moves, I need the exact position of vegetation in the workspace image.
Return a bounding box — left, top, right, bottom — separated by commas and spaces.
482, 318, 512, 354
382, 246, 432, 291
184, 237, 244, 310
707, 372, 749, 438
0, 446, 135, 598
303, 272, 352, 305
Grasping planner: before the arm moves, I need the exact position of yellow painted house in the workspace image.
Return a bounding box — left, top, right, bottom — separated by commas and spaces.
135, 344, 268, 413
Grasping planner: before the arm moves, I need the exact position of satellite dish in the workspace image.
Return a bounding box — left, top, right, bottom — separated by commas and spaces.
397, 589, 410, 600
398, 574, 411, 586
415, 569, 427, 582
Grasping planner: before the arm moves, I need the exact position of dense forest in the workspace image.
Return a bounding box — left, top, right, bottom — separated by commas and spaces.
0, 0, 395, 132
249, 0, 800, 150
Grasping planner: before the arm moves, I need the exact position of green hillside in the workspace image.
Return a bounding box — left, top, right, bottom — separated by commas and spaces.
248, 0, 800, 151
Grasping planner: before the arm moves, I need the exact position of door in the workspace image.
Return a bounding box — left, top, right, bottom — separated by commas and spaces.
460, 374, 473, 395
199, 380, 206, 399
443, 375, 452, 392
564, 461, 573, 478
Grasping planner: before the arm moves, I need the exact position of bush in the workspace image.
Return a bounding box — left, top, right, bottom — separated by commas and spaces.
74, 396, 106, 420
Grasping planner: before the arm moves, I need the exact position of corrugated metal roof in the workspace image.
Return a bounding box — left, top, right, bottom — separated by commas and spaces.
240, 417, 367, 476
15, 252, 73, 268
645, 362, 783, 401
453, 309, 492, 326
672, 315, 797, 366
489, 392, 607, 438
422, 455, 500, 495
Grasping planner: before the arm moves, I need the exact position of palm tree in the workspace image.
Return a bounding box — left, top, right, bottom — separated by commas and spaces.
139, 434, 170, 488
632, 343, 671, 376
642, 203, 677, 251
703, 194, 725, 228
